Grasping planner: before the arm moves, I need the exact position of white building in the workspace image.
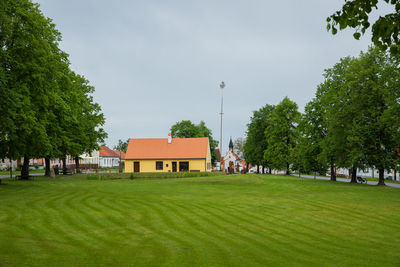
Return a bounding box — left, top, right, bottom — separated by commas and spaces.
99, 146, 120, 168
80, 150, 100, 166
221, 138, 246, 173
0, 159, 18, 170
80, 146, 124, 168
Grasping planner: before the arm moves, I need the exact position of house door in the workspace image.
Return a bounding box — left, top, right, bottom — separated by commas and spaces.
134, 162, 140, 172
172, 162, 177, 172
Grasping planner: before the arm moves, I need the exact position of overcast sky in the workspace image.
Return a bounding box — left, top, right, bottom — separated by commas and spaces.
35, 0, 392, 154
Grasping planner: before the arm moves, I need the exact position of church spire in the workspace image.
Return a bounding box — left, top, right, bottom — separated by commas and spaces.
229, 137, 233, 151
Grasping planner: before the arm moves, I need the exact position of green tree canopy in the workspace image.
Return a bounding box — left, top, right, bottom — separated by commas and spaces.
293, 96, 329, 177
244, 104, 275, 173
327, 0, 400, 53
264, 97, 300, 175
170, 120, 219, 164
0, 0, 106, 178
315, 47, 400, 184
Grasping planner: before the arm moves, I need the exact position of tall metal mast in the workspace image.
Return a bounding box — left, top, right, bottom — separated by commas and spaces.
219, 81, 225, 158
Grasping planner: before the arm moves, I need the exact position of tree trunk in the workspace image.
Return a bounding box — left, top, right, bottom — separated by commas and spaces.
62, 157, 67, 175
372, 167, 374, 178
350, 167, 357, 183
377, 168, 385, 186
21, 156, 30, 180
394, 169, 397, 181
45, 156, 51, 176
286, 162, 290, 175
75, 156, 81, 174
256, 165, 259, 174
269, 168, 271, 174
330, 163, 336, 181
9, 159, 13, 180
262, 166, 265, 174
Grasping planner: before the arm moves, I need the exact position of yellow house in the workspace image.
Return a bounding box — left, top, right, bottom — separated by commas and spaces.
125, 135, 212, 173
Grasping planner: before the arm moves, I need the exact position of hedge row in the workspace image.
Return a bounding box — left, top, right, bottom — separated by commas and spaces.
86, 172, 222, 180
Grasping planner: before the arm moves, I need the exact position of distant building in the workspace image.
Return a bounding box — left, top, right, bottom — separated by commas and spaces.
221, 137, 246, 173
125, 135, 211, 173
99, 146, 121, 168
0, 159, 18, 170
80, 151, 100, 166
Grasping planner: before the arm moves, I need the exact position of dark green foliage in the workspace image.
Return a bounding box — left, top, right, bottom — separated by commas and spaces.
327, 0, 400, 53
244, 104, 275, 171
293, 91, 330, 177
171, 120, 219, 164
315, 47, 400, 184
0, 0, 106, 178
264, 97, 300, 174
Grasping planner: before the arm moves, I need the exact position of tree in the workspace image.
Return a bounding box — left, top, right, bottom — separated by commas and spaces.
346, 47, 400, 185
60, 72, 107, 174
233, 138, 246, 159
319, 47, 400, 185
244, 104, 275, 174
0, 0, 65, 179
171, 120, 200, 138
321, 56, 368, 183
293, 97, 329, 178
314, 57, 356, 181
327, 0, 400, 53
170, 120, 219, 164
0, 0, 107, 178
264, 97, 300, 175
114, 139, 129, 153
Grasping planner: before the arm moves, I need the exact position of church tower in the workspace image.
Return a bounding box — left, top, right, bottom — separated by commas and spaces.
229, 137, 234, 152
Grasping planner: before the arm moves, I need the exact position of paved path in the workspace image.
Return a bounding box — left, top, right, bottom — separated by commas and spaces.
0, 170, 118, 179
294, 174, 400, 188
0, 173, 45, 179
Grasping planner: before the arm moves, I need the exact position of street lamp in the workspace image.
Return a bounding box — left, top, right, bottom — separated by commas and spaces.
219, 81, 225, 170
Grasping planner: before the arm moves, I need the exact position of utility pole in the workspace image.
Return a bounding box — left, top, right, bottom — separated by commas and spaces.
219, 81, 225, 159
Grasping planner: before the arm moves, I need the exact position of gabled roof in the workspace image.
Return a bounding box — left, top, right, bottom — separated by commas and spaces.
224, 150, 240, 161
113, 150, 126, 160
126, 137, 209, 160
100, 146, 119, 157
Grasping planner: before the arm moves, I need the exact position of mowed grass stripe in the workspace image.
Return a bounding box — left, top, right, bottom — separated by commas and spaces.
1, 174, 400, 266
158, 201, 236, 265
132, 199, 204, 265
192, 202, 328, 265
220, 198, 385, 263
169, 201, 277, 266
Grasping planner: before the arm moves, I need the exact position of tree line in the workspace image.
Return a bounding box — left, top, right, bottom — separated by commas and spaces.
244, 47, 400, 185
0, 0, 106, 179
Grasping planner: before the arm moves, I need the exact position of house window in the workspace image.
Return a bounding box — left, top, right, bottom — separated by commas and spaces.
156, 161, 163, 170
179, 161, 189, 172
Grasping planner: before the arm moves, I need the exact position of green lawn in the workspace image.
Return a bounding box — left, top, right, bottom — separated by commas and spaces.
1, 174, 400, 266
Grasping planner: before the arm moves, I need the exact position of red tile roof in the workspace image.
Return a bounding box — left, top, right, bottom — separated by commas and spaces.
126, 137, 209, 159
99, 146, 119, 157
113, 150, 126, 160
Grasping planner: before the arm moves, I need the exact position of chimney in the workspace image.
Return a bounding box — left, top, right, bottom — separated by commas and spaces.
168, 133, 172, 144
